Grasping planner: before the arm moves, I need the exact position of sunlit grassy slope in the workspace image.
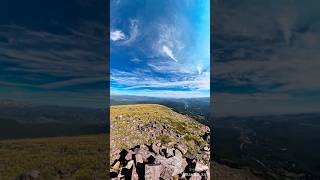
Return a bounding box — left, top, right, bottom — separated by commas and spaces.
0, 134, 107, 179
110, 104, 209, 162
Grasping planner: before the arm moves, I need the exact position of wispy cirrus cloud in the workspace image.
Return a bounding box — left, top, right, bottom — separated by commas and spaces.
110, 68, 209, 91
162, 45, 177, 61
0, 24, 107, 92
213, 0, 320, 116
111, 88, 208, 98
130, 57, 142, 63
110, 0, 210, 98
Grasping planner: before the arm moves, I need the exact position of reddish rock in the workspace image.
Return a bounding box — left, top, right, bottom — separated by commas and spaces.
151, 143, 160, 154
125, 150, 133, 161
189, 173, 202, 180
174, 144, 187, 155
131, 164, 139, 180
135, 154, 143, 164
160, 165, 175, 180
145, 164, 162, 180
165, 148, 174, 158
174, 149, 183, 157
141, 144, 149, 151
195, 162, 209, 172
158, 156, 188, 178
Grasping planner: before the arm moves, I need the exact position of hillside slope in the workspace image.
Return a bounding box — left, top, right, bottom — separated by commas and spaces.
212, 162, 263, 180
0, 134, 107, 179
110, 104, 210, 179
110, 104, 210, 160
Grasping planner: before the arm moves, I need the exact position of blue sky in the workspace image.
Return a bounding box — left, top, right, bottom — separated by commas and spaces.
0, 0, 108, 108
213, 0, 320, 116
110, 0, 210, 98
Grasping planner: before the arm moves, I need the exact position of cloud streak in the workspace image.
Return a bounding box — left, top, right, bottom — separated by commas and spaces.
162, 45, 177, 61
212, 0, 320, 115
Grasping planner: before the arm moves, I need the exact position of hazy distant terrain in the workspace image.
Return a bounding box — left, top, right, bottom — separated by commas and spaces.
213, 114, 320, 179
0, 101, 106, 140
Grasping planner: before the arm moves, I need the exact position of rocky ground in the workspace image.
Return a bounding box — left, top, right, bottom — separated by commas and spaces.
111, 143, 210, 179
110, 104, 210, 179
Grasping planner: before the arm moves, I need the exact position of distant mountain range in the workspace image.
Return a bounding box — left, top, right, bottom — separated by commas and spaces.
0, 100, 105, 124
0, 100, 107, 140
111, 95, 211, 125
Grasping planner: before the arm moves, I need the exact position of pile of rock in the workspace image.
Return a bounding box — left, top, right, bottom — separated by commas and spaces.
138, 121, 178, 138
110, 143, 209, 180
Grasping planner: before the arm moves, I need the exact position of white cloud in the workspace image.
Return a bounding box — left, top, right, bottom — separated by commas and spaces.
130, 58, 142, 63
40, 77, 106, 89
111, 19, 139, 45
110, 68, 209, 91
111, 89, 208, 98
162, 45, 177, 61
110, 30, 126, 41
121, 19, 139, 45
196, 65, 202, 75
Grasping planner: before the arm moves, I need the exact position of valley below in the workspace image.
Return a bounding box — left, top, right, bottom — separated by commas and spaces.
213, 114, 320, 179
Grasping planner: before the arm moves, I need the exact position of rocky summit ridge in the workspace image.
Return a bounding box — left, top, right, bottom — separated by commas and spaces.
110, 104, 210, 179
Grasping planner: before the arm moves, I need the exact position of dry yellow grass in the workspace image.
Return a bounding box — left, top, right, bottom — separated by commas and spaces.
0, 134, 108, 179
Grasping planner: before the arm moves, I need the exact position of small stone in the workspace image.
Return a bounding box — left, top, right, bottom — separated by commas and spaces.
20, 170, 40, 180
184, 151, 196, 160
174, 144, 187, 154
174, 149, 183, 157
202, 151, 210, 161
202, 132, 210, 143
141, 144, 149, 151
203, 146, 210, 151
151, 143, 160, 154
172, 175, 179, 180
189, 173, 202, 180
135, 154, 143, 164
159, 147, 166, 156
134, 148, 140, 154
29, 170, 40, 179
116, 115, 123, 120
124, 160, 134, 169
165, 148, 174, 158
136, 148, 155, 163
195, 162, 209, 172
112, 161, 121, 171
125, 150, 133, 161
131, 164, 139, 180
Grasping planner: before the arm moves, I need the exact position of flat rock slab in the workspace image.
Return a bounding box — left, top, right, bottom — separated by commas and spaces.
145, 164, 162, 180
